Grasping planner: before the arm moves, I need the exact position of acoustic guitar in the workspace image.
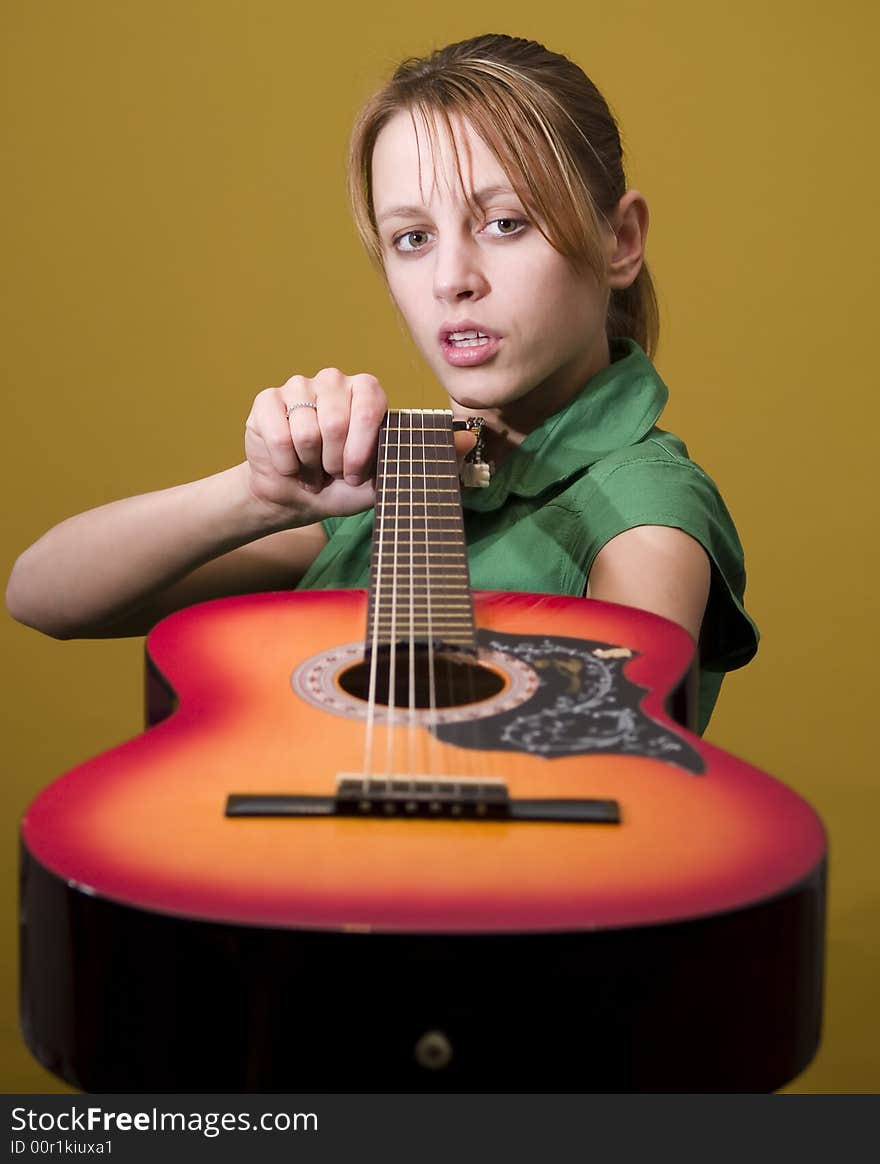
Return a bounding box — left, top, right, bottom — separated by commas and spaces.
20, 409, 826, 1092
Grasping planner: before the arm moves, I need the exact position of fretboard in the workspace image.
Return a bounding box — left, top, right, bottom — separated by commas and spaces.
366, 409, 476, 652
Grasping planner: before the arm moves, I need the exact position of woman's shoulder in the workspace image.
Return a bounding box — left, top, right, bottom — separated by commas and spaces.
588, 425, 703, 479
585, 429, 759, 667
553, 424, 730, 530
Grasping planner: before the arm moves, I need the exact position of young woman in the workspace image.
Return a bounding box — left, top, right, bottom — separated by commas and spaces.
5, 33, 758, 734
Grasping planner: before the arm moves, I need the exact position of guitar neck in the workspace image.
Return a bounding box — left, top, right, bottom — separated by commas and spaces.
366, 409, 476, 652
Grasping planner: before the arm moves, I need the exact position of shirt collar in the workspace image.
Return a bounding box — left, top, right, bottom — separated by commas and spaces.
461, 337, 669, 512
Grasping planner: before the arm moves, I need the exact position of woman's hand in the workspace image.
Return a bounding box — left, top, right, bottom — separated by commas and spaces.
244, 368, 387, 526
244, 367, 477, 528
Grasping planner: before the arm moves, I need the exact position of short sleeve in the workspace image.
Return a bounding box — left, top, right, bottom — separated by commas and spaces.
320, 516, 346, 540
568, 454, 760, 675
296, 510, 375, 592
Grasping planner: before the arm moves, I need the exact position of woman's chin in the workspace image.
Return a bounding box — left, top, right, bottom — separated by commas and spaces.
443, 380, 531, 413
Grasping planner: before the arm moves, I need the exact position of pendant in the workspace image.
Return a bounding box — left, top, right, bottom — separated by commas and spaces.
457, 416, 493, 488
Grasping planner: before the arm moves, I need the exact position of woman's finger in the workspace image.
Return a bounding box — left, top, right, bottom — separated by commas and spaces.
342, 374, 388, 484
281, 376, 324, 488
246, 388, 301, 478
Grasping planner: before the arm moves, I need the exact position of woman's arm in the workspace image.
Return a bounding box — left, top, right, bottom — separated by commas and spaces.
584, 524, 711, 646
6, 368, 391, 640
5, 463, 328, 639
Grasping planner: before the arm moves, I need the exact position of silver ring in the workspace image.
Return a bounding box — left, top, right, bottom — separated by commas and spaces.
285, 401, 317, 418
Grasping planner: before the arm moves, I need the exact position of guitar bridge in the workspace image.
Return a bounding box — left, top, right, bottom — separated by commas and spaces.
335, 775, 509, 818
226, 775, 620, 824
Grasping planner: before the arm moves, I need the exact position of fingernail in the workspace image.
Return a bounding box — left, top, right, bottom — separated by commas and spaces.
345, 473, 363, 486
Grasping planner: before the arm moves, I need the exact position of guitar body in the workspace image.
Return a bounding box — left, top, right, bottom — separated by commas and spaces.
20, 588, 825, 1092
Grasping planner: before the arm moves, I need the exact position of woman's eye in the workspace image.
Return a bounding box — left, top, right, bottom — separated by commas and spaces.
486, 217, 526, 238
394, 230, 431, 253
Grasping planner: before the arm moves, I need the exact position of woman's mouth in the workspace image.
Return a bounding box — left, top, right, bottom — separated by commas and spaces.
441, 331, 502, 367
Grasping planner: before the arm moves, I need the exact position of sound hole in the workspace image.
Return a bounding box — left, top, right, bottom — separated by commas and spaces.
338, 646, 506, 709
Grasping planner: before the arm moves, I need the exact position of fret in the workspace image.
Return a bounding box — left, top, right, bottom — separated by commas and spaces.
372, 616, 475, 624
367, 638, 476, 647
369, 631, 474, 637
370, 579, 470, 586
372, 545, 468, 553
372, 577, 468, 585
373, 554, 467, 561
375, 516, 464, 522
382, 441, 454, 448
371, 625, 474, 633
378, 457, 455, 465
373, 571, 468, 577
371, 616, 474, 622
373, 545, 466, 552
378, 487, 462, 495
371, 630, 476, 636
373, 620, 474, 627
372, 582, 469, 590
374, 600, 473, 608
376, 493, 460, 500
389, 408, 453, 416
373, 555, 466, 562
373, 530, 466, 537
373, 593, 471, 600
370, 586, 470, 595
373, 531, 466, 536
369, 631, 474, 638
374, 528, 464, 536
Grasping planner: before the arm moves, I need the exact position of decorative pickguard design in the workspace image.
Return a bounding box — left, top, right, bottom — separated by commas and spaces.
433, 630, 704, 774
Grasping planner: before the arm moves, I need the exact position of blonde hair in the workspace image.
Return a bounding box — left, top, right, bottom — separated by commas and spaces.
347, 33, 659, 358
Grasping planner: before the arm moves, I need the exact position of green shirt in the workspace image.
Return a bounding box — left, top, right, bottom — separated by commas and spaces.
296, 338, 759, 735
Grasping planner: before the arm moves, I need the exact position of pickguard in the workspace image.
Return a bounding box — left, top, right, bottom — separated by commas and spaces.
433, 630, 704, 774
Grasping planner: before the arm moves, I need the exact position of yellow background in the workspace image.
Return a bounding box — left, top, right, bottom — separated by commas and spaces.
2, 1, 877, 1092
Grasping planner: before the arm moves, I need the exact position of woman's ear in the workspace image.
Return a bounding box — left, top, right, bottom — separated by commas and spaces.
608, 190, 649, 290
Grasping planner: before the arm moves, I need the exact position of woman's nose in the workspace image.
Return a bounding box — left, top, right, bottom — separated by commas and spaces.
432, 236, 490, 301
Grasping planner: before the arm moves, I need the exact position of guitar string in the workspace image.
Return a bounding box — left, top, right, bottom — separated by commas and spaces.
446, 412, 460, 772
361, 412, 391, 790
418, 410, 441, 790
463, 415, 485, 790
406, 410, 419, 784
441, 409, 474, 787
449, 411, 471, 784
384, 410, 402, 785
406, 409, 424, 788
435, 411, 453, 786
460, 413, 477, 787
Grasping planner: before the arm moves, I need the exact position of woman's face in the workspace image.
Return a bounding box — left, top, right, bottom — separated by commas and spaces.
371, 108, 615, 427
